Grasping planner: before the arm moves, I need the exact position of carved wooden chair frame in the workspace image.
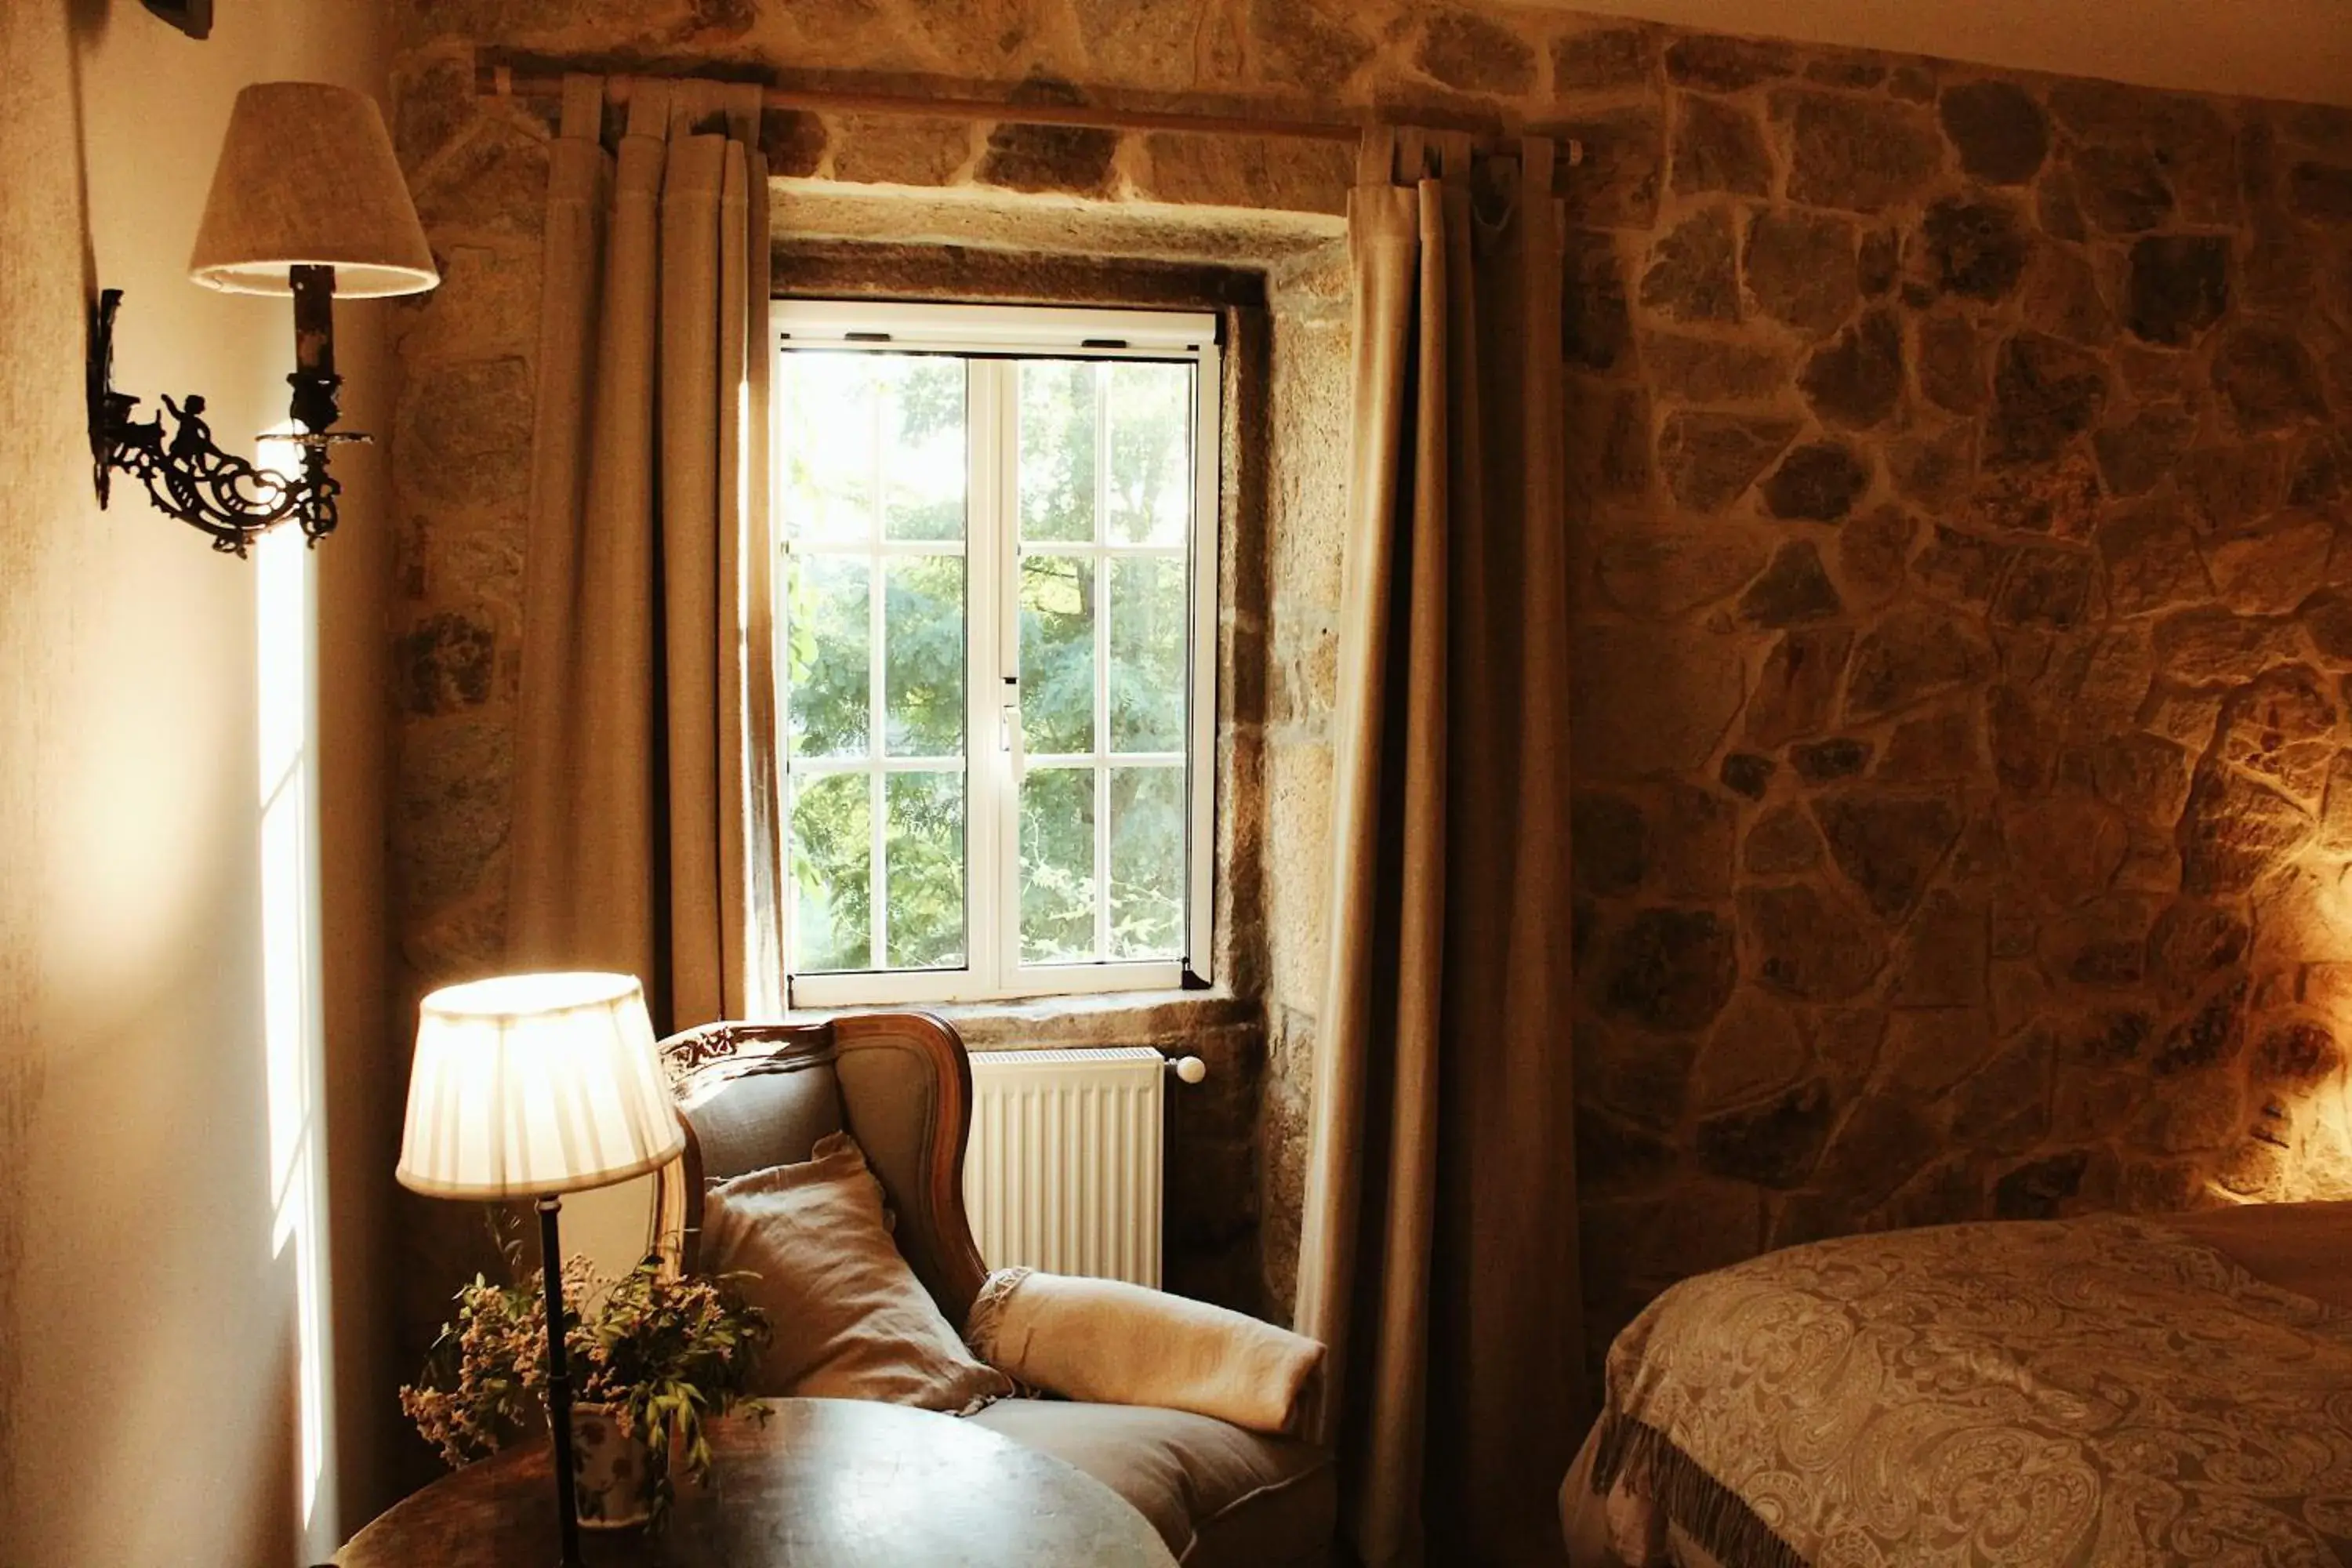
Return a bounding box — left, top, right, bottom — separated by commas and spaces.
652, 1012, 991, 1322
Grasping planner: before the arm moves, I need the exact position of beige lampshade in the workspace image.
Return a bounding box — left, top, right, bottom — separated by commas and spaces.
188, 81, 439, 299
396, 973, 684, 1200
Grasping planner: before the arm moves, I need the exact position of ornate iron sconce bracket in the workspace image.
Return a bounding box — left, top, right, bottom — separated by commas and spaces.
86, 268, 366, 558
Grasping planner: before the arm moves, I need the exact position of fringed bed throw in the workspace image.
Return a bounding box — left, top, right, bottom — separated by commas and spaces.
1587, 1407, 1806, 1568
1591, 1214, 2352, 1566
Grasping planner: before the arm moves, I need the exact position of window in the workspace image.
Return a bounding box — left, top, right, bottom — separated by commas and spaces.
773, 301, 1220, 1006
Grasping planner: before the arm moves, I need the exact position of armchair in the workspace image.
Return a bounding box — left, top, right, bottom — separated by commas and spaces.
654, 1013, 1336, 1568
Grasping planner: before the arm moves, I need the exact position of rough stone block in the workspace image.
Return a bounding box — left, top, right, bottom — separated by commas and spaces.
1747, 626, 1852, 748
1893, 889, 1990, 1005
1939, 80, 2049, 185
833, 114, 973, 187
1762, 441, 1871, 521
1573, 621, 1747, 778
1666, 35, 1795, 93
1836, 506, 1915, 610
1744, 805, 1823, 875
1639, 332, 1791, 406
1775, 89, 1944, 213
394, 357, 536, 509
1923, 198, 2030, 303
1552, 24, 1656, 89
2180, 768, 2314, 895
1844, 604, 1994, 723
1696, 1079, 1835, 1189
1740, 881, 1886, 1001
1595, 519, 1771, 620
1987, 331, 2110, 467
1738, 541, 1845, 628
1672, 93, 1773, 197
1563, 109, 1665, 232
1641, 206, 1741, 324
2212, 324, 2330, 434
1813, 790, 1963, 920
2205, 514, 2334, 615
1743, 208, 1859, 337
1247, 0, 1374, 93
1657, 412, 1799, 512
1573, 791, 1650, 897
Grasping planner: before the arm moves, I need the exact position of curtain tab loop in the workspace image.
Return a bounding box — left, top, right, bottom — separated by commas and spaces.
624, 75, 672, 140
720, 82, 761, 148
558, 72, 603, 141
1521, 135, 1556, 198
1435, 130, 1474, 182
1396, 127, 1430, 184
1356, 124, 1399, 188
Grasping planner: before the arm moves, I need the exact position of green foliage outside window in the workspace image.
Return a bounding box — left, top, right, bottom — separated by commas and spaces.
779, 347, 1197, 981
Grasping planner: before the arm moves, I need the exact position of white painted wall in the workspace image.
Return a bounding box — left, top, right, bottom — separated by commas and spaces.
0, 2, 394, 1563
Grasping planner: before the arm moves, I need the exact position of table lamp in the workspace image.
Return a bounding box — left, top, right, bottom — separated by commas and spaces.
396, 973, 684, 1568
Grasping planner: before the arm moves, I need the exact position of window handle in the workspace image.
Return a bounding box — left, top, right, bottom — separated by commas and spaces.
1000, 702, 1020, 755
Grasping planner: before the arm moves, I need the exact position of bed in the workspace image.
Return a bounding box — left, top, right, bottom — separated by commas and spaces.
1559, 1203, 2352, 1567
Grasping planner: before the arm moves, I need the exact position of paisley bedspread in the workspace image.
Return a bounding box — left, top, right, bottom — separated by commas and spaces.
1584, 1214, 2352, 1567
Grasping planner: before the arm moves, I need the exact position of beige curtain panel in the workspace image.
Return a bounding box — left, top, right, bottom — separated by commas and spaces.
507, 74, 785, 1031
1294, 128, 1584, 1567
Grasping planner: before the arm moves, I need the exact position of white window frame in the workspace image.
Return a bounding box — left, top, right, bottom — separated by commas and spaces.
774, 299, 1221, 1007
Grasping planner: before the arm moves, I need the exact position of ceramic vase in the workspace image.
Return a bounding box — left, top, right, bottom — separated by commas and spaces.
569, 1403, 655, 1530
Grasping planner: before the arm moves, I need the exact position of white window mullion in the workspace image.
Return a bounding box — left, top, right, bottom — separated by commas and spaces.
964, 358, 1003, 996
996, 359, 1025, 987
867, 380, 889, 971
1186, 354, 1221, 978
1091, 366, 1115, 964
868, 769, 887, 968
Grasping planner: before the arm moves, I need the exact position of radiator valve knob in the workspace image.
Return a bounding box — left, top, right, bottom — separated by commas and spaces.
1172, 1054, 1207, 1085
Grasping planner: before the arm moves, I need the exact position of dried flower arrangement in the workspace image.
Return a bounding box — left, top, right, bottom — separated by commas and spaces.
400, 1254, 772, 1524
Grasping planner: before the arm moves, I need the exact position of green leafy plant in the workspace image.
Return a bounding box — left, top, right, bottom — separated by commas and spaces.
400, 1254, 772, 1525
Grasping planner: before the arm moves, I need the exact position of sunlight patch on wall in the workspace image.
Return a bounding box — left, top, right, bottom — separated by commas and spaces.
255, 434, 334, 1550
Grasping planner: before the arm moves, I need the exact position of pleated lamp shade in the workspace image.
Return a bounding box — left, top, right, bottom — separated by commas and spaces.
396, 973, 684, 1200
188, 82, 439, 299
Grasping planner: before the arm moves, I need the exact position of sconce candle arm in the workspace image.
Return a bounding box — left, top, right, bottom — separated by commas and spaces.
86, 264, 367, 558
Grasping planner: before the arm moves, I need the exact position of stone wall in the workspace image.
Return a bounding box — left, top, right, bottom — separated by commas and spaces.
1551, 38, 2352, 1360
385, 0, 2352, 1375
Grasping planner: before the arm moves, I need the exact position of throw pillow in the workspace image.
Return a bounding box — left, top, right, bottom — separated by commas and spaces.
701, 1129, 1011, 1413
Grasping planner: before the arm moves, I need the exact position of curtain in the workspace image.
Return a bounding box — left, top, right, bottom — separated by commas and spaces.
506, 74, 785, 1032
1293, 129, 1583, 1566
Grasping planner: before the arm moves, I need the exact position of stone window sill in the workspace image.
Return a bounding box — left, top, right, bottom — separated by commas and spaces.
788, 987, 1255, 1052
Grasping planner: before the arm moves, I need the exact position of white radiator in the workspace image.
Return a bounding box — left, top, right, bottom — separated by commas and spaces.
963, 1047, 1171, 1287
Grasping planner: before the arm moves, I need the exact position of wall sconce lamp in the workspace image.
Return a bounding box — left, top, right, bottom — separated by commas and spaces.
86, 82, 438, 557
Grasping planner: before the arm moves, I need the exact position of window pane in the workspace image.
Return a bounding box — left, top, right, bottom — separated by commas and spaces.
785, 555, 870, 760
790, 772, 871, 972
1106, 362, 1192, 546
883, 358, 967, 542
1020, 554, 1094, 754
1018, 360, 1098, 544
1109, 765, 1185, 960
884, 555, 964, 757
1022, 765, 1096, 964
886, 771, 965, 969
1109, 557, 1185, 753
779, 353, 877, 544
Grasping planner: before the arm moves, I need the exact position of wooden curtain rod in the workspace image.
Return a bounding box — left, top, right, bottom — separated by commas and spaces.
476, 64, 1581, 159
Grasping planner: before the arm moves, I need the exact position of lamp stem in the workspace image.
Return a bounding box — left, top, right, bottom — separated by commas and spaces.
286, 263, 342, 436
539, 1195, 585, 1568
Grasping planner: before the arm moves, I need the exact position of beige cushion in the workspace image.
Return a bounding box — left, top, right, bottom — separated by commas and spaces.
701, 1131, 1012, 1412
968, 1398, 1334, 1566
964, 1267, 1325, 1437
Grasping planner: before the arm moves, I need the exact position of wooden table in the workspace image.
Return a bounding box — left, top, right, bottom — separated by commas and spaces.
338, 1398, 1179, 1566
